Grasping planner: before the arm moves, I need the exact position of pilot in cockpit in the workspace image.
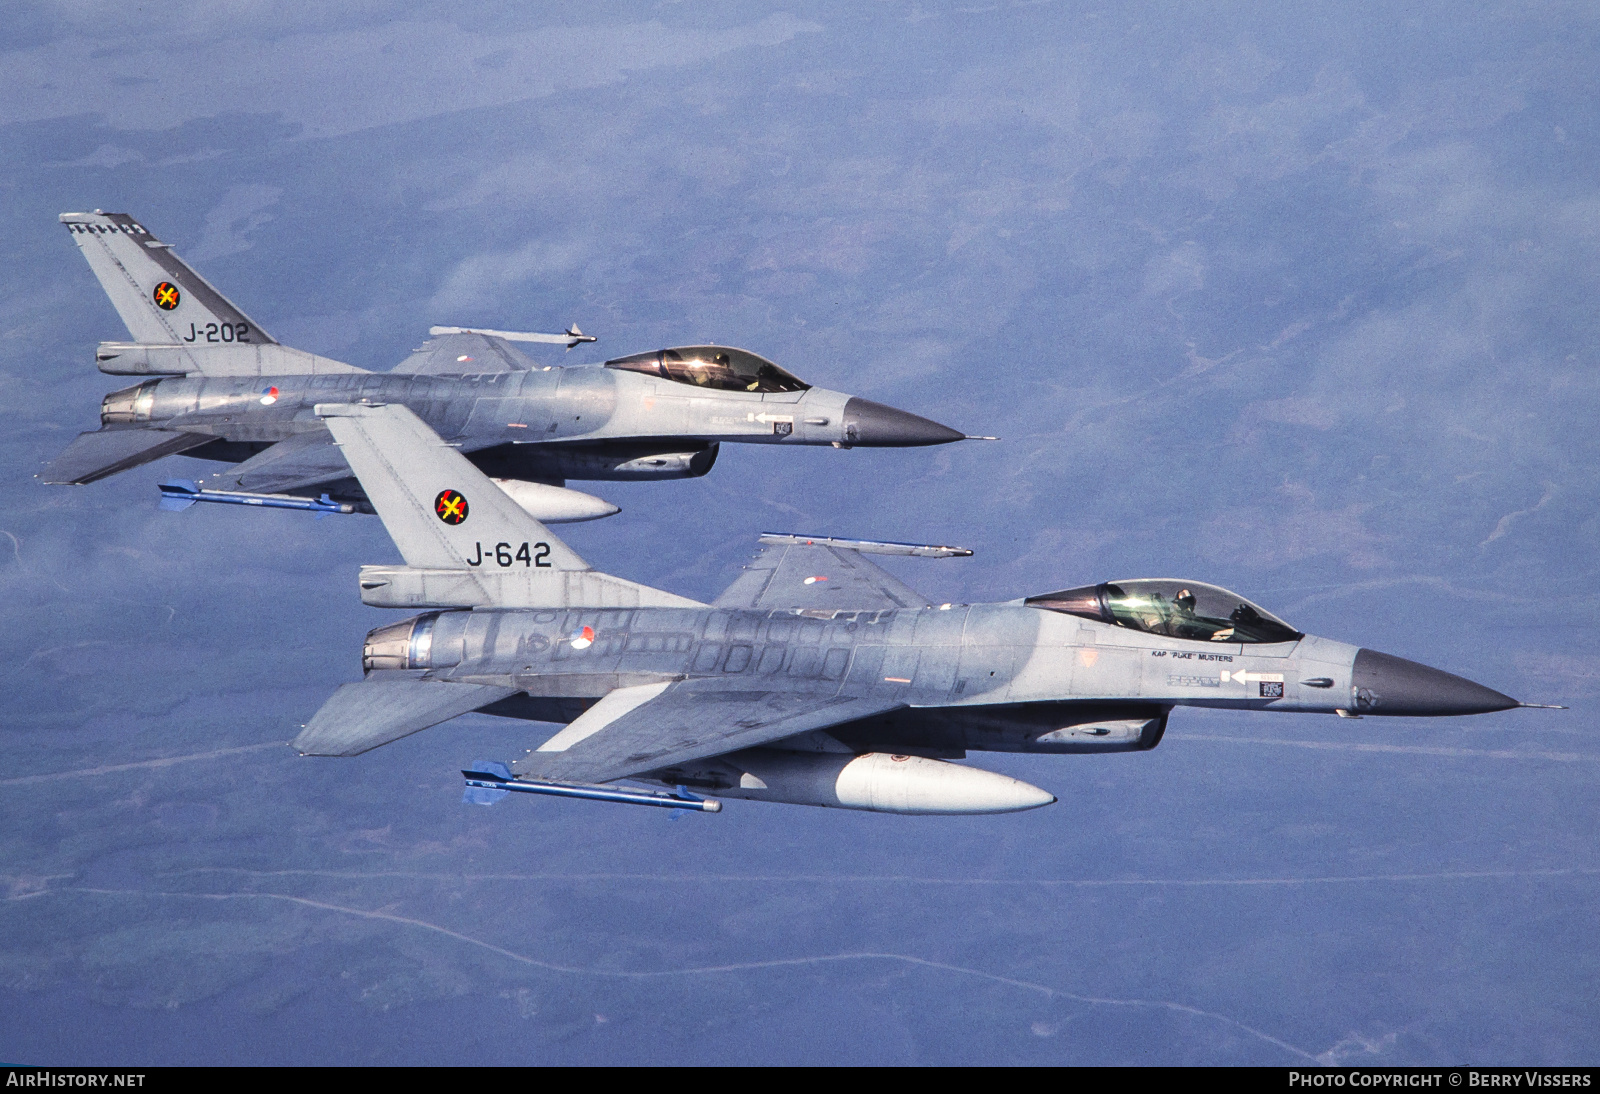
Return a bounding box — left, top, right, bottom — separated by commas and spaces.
1169, 588, 1206, 640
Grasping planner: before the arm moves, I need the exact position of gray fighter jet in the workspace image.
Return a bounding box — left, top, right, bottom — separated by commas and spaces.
291, 403, 1552, 816
43, 211, 966, 522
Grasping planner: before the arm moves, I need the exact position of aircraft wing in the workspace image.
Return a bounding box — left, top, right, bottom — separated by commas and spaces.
712, 533, 971, 611
214, 428, 354, 495
391, 332, 540, 376
294, 674, 518, 756
40, 428, 214, 485
512, 678, 905, 785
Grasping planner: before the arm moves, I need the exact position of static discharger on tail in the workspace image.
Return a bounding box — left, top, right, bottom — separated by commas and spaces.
287, 403, 1557, 818
45, 211, 976, 529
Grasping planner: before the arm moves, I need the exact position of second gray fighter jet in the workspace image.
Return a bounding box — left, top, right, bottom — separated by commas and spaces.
43, 211, 967, 521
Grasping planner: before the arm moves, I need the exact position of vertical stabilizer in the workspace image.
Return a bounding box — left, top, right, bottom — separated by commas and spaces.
316, 402, 590, 572
60, 211, 277, 345
317, 403, 702, 609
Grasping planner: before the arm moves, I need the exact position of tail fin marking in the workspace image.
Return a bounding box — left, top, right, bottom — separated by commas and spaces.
316, 403, 702, 609
315, 402, 588, 572
60, 211, 276, 345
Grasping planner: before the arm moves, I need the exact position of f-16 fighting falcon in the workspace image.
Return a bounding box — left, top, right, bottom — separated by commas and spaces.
43, 211, 968, 522
291, 402, 1554, 816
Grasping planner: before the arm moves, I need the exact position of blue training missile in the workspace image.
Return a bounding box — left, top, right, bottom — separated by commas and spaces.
159, 479, 356, 515
461, 762, 721, 812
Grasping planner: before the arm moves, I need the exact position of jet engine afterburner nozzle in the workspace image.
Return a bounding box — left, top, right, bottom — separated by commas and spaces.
362, 611, 469, 672
841, 398, 965, 447
101, 380, 158, 424
1349, 648, 1518, 716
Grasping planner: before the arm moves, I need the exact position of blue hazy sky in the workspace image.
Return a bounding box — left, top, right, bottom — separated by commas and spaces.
2, 1, 1597, 1065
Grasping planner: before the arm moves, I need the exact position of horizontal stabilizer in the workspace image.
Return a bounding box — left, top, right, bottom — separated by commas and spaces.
40, 428, 212, 485
294, 676, 517, 757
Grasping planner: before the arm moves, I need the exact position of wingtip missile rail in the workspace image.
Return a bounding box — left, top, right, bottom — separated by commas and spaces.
158, 479, 357, 515
758, 532, 974, 558
428, 324, 596, 349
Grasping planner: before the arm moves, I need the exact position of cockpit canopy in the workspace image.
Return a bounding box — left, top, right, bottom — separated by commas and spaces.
605, 346, 810, 394
1026, 579, 1302, 645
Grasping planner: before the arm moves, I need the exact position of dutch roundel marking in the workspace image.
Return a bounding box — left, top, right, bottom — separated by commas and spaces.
434, 489, 469, 525
152, 282, 181, 310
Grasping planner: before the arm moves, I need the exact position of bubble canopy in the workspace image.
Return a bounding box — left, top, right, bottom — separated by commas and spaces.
1026, 579, 1302, 645
605, 346, 811, 393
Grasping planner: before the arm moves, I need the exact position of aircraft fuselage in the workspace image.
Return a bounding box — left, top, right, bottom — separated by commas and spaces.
99, 365, 956, 484
361, 601, 1514, 771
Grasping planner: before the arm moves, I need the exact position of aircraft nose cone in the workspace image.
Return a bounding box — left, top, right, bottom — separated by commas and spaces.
842, 398, 965, 446
1351, 649, 1518, 716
